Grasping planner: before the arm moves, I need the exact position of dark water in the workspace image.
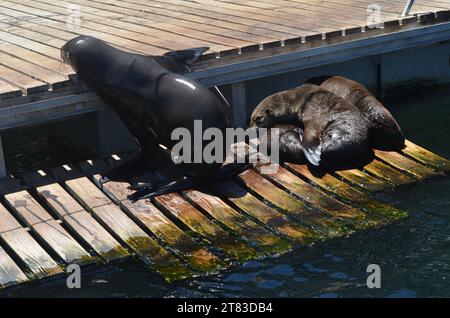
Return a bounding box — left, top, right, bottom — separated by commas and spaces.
3, 89, 450, 298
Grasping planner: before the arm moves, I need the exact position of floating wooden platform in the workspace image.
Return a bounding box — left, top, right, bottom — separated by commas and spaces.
0, 0, 450, 101
0, 140, 448, 288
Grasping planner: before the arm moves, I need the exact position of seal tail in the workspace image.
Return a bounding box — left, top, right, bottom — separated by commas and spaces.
128, 176, 197, 202
304, 75, 333, 86
163, 47, 209, 66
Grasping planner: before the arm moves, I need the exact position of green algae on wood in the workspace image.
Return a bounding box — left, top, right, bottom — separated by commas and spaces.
79, 159, 227, 273
258, 166, 381, 229
401, 140, 450, 173
184, 189, 292, 255
237, 169, 354, 237
363, 159, 414, 186
285, 163, 408, 222
375, 150, 441, 180
334, 168, 389, 192
155, 193, 258, 262
50, 165, 192, 282
211, 181, 323, 245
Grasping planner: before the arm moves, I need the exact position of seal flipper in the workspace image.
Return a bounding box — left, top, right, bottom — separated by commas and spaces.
128, 176, 198, 201
300, 123, 322, 166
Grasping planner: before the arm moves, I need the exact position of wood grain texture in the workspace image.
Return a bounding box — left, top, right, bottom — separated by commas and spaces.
0, 203, 62, 278
78, 159, 227, 273
50, 165, 192, 281
0, 245, 28, 288
22, 172, 129, 262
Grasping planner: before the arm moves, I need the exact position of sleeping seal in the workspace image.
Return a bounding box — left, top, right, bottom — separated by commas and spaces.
250, 84, 370, 167
61, 35, 233, 200
308, 75, 405, 150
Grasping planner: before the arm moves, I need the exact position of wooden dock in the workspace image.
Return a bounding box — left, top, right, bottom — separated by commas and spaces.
0, 0, 450, 100
0, 140, 448, 288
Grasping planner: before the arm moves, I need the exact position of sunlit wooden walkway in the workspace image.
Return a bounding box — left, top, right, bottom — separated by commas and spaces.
0, 0, 450, 100
0, 140, 448, 288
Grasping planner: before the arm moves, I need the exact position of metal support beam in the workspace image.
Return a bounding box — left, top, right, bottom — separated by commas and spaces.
401, 0, 415, 17
231, 82, 247, 128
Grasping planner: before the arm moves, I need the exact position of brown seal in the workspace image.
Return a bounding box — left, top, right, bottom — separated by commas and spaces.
250, 84, 370, 167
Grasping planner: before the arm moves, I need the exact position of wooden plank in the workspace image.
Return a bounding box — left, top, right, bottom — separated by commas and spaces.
0, 246, 28, 288
78, 159, 227, 273
5, 0, 229, 53
0, 51, 67, 85
257, 165, 388, 228
50, 164, 192, 282
0, 64, 48, 94
184, 189, 292, 254
375, 150, 442, 180
334, 168, 390, 192
1, 178, 95, 266
363, 159, 415, 186
62, 0, 260, 48
106, 0, 300, 40
0, 79, 22, 100
401, 140, 450, 173
123, 0, 315, 36
237, 169, 354, 237
154, 193, 258, 261
0, 203, 62, 278
285, 163, 408, 221
211, 181, 323, 244
22, 171, 129, 262
85, 0, 280, 42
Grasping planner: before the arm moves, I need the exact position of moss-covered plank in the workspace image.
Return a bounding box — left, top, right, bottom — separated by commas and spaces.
285, 163, 408, 221
375, 150, 441, 180
401, 140, 450, 173
50, 165, 191, 282
78, 159, 226, 274
237, 169, 354, 237
184, 189, 292, 255
259, 166, 384, 228
155, 193, 257, 262
212, 181, 323, 244
334, 168, 389, 192
363, 159, 414, 186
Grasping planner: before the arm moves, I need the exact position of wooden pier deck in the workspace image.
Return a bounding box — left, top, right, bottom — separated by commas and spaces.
0, 140, 448, 288
0, 0, 450, 101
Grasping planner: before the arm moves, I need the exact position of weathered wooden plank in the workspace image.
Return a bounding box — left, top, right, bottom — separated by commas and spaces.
22, 171, 129, 262
211, 181, 322, 243
50, 164, 192, 281
363, 159, 414, 186
78, 159, 226, 273
401, 140, 450, 173
285, 163, 408, 221
0, 203, 62, 278
154, 193, 258, 261
334, 168, 389, 192
1, 178, 95, 266
184, 189, 292, 255
237, 169, 354, 237
0, 79, 22, 100
375, 150, 442, 180
0, 246, 28, 288
257, 166, 387, 228
0, 51, 67, 85
0, 64, 48, 94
